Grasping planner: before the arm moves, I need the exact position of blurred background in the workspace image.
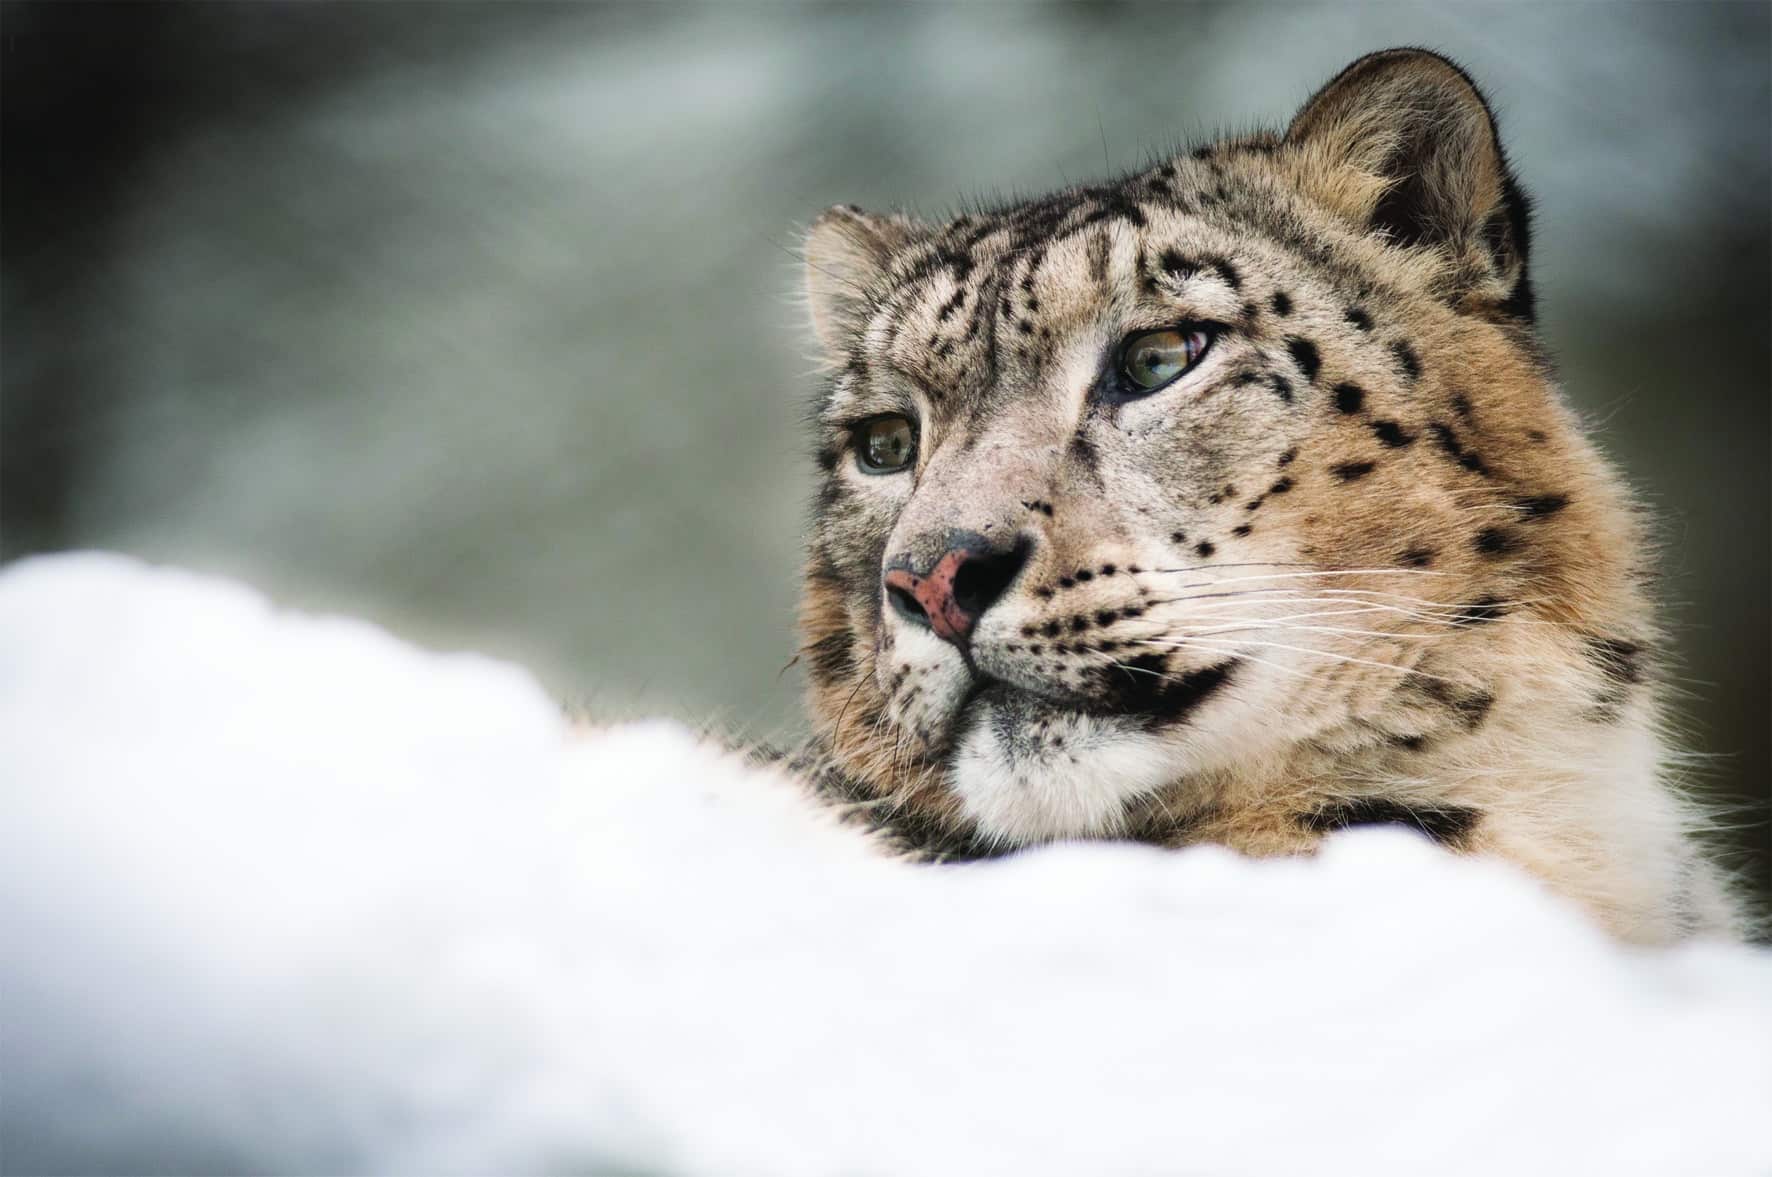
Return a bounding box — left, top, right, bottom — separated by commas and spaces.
4, 2, 1767, 905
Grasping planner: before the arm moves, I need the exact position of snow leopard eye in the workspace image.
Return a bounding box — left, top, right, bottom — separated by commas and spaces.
854, 414, 917, 474
1116, 326, 1213, 395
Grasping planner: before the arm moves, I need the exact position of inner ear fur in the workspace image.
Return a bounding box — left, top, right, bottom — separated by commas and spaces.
803, 205, 925, 359
1286, 48, 1534, 320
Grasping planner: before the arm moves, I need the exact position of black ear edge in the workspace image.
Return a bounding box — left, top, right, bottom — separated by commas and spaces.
1292, 48, 1538, 323
1483, 167, 1537, 322
1398, 50, 1537, 320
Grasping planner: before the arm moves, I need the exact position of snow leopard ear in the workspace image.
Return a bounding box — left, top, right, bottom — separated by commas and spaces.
1286, 48, 1534, 320
803, 205, 924, 358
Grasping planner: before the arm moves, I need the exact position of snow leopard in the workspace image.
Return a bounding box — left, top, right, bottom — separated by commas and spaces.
779, 48, 1745, 944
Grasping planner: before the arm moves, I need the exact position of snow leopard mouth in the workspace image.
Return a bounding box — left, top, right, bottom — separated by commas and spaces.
961, 657, 1241, 733
943, 658, 1244, 842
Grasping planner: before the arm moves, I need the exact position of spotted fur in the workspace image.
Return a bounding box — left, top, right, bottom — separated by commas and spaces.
790, 50, 1743, 943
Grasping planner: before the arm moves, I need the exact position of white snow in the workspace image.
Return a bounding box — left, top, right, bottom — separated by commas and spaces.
2, 552, 1769, 1176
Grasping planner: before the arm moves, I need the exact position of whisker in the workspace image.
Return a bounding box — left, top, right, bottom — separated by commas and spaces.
1131, 635, 1455, 684
1149, 586, 1550, 622
1082, 641, 1314, 683
1238, 603, 1465, 626
1139, 566, 1450, 585
834, 652, 877, 735
1133, 560, 1444, 577
1166, 619, 1454, 642
1155, 596, 1466, 621
1143, 592, 1473, 627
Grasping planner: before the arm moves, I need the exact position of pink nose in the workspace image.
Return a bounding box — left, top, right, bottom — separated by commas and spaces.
882, 540, 1029, 647
884, 551, 978, 644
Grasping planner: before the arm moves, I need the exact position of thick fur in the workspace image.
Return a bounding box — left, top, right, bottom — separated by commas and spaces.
791, 49, 1743, 943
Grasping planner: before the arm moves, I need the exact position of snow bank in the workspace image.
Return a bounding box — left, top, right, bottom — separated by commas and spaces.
2, 553, 1768, 1176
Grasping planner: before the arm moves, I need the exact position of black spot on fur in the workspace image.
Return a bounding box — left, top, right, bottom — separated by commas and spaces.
1585, 637, 1647, 719
1409, 676, 1495, 733
1427, 422, 1489, 477
1334, 383, 1365, 414
1389, 340, 1421, 380
1159, 249, 1197, 281
1370, 420, 1415, 447
1344, 306, 1373, 332
1447, 687, 1494, 729
1269, 476, 1294, 495
1270, 291, 1293, 317
1332, 460, 1376, 482
1586, 636, 1645, 688
1298, 798, 1482, 849
1232, 524, 1253, 537
1204, 255, 1242, 289
1400, 547, 1435, 568
1454, 597, 1507, 626
1270, 375, 1294, 404
1516, 493, 1569, 519
1473, 527, 1518, 556
1277, 449, 1297, 468
1286, 338, 1321, 381
1195, 540, 1216, 558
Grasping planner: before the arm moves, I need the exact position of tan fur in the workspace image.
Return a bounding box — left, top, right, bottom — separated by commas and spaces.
791, 50, 1746, 942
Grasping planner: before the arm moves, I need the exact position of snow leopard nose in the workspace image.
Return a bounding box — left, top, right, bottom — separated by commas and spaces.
883, 537, 1030, 646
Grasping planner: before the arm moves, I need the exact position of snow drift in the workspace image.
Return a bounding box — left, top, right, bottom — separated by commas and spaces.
2, 553, 1768, 1176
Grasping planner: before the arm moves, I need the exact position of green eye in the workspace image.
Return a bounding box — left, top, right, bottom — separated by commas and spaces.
855, 415, 916, 474
1118, 327, 1212, 394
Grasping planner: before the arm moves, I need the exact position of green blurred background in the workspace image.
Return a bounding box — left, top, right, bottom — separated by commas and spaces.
5, 2, 1767, 908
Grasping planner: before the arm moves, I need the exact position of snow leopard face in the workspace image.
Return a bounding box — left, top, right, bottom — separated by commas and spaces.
795, 50, 1650, 855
